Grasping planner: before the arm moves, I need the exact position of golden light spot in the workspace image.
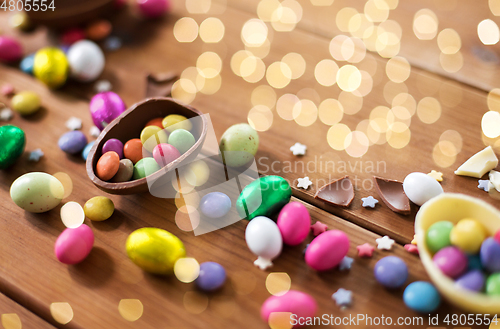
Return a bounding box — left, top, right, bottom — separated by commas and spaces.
181, 66, 199, 85
174, 17, 199, 43
383, 81, 408, 104
478, 19, 500, 45
277, 94, 300, 120
439, 130, 463, 153
345, 131, 369, 157
379, 20, 403, 40
376, 32, 401, 58
185, 160, 210, 186
385, 0, 399, 10
53, 172, 73, 199
184, 292, 208, 314
482, 111, 500, 138
171, 79, 196, 104
364, 0, 389, 23
211, 296, 237, 319
175, 191, 200, 210
438, 140, 457, 157
198, 75, 221, 95
266, 272, 291, 296
266, 62, 292, 88
336, 7, 358, 32
439, 81, 463, 107
339, 91, 363, 115
437, 28, 461, 54
293, 99, 317, 126
186, 0, 211, 14
282, 0, 303, 22
296, 88, 320, 104
252, 85, 277, 109
392, 93, 416, 116
174, 258, 200, 283
258, 0, 281, 21
439, 51, 463, 73
490, 0, 500, 15
413, 9, 438, 40
362, 26, 380, 52
387, 122, 411, 149
1, 314, 21, 329
50, 302, 73, 325
337, 65, 362, 92
232, 271, 257, 295
329, 35, 351, 61
172, 172, 195, 193
433, 142, 457, 168
356, 119, 378, 145
357, 54, 378, 77
118, 299, 143, 322
391, 106, 412, 126
281, 53, 306, 79
246, 38, 271, 59
327, 124, 351, 150
349, 13, 374, 39
241, 19, 268, 47
241, 56, 266, 83
175, 207, 200, 231
314, 59, 339, 86
319, 98, 344, 125
248, 105, 274, 131
311, 0, 333, 5
386, 56, 411, 83
199, 17, 225, 43
60, 201, 84, 228
231, 50, 252, 77
417, 97, 441, 124
356, 70, 373, 97
196, 52, 222, 78
489, 88, 500, 112
269, 312, 293, 329
369, 106, 391, 133
271, 2, 301, 32
416, 72, 440, 96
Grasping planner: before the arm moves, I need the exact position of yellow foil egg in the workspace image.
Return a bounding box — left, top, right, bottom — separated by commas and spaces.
126, 227, 186, 274
33, 47, 69, 89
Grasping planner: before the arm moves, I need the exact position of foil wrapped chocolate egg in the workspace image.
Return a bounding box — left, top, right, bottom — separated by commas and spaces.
0, 36, 23, 62
33, 47, 69, 89
89, 91, 126, 130
67, 40, 105, 82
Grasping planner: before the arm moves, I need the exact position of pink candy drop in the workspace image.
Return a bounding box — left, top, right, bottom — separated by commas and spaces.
55, 224, 94, 265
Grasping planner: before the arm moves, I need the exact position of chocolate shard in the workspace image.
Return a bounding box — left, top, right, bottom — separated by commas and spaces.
373, 176, 410, 215
146, 72, 178, 98
314, 176, 354, 207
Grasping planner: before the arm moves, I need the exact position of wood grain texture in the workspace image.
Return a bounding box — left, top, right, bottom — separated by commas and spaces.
0, 292, 55, 328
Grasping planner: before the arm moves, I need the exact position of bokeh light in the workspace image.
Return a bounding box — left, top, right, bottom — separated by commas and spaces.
257, 0, 281, 22
490, 0, 500, 15
1, 314, 21, 329
413, 9, 438, 40
241, 19, 268, 47
314, 59, 339, 86
439, 51, 463, 73
488, 88, 500, 112
482, 111, 500, 138
392, 93, 416, 116
186, 0, 211, 14
265, 273, 291, 296
339, 91, 363, 115
281, 53, 306, 79
252, 85, 277, 109
174, 17, 199, 43
175, 207, 200, 231
50, 302, 74, 325
174, 257, 201, 283
337, 7, 358, 32
197, 52, 222, 78
364, 0, 389, 23
248, 105, 274, 131
437, 28, 461, 54
385, 56, 411, 83
53, 172, 73, 199
268, 312, 293, 329
293, 99, 318, 126
118, 299, 143, 322
171, 79, 197, 104
337, 65, 362, 92
199, 17, 225, 43
266, 62, 292, 88
183, 291, 208, 314
277, 93, 300, 120
345, 130, 369, 157
387, 122, 411, 149
327, 123, 351, 150
319, 98, 344, 125
417, 97, 441, 124
478, 19, 500, 45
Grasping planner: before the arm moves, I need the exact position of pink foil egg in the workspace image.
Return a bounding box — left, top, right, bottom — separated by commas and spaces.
0, 36, 23, 62
55, 224, 94, 264
305, 230, 349, 271
277, 202, 311, 246
137, 0, 170, 18
89, 91, 126, 130
261, 290, 317, 328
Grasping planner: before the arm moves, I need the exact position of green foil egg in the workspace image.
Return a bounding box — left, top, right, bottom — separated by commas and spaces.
126, 227, 186, 274
236, 176, 292, 220
10, 172, 64, 213
0, 125, 26, 169
219, 123, 259, 167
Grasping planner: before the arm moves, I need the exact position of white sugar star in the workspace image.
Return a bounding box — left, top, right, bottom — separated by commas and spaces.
376, 235, 395, 250
28, 148, 44, 162
297, 176, 313, 189
290, 142, 306, 156
89, 125, 101, 138
0, 108, 13, 121
332, 288, 352, 307
94, 80, 112, 93
65, 117, 82, 130
478, 179, 493, 192
361, 196, 379, 208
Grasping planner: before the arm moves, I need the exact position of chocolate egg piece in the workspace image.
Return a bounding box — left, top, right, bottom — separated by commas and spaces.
0, 36, 23, 62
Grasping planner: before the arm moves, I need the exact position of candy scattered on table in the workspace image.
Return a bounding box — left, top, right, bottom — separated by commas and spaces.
199, 192, 231, 218
86, 20, 112, 41
65, 117, 83, 130
82, 141, 95, 161
55, 224, 94, 265
1, 84, 15, 96
90, 91, 126, 130
10, 172, 64, 213
89, 126, 101, 137
427, 170, 443, 181
403, 172, 443, 206
376, 236, 395, 250
94, 80, 112, 93
60, 201, 85, 228
29, 148, 44, 162
404, 244, 419, 254
361, 196, 378, 208
67, 40, 105, 82
261, 291, 317, 324
11, 91, 41, 115
219, 123, 259, 167
0, 36, 23, 62
373, 176, 410, 214
20, 54, 35, 75
59, 131, 88, 154
454, 146, 498, 178
33, 47, 69, 89
403, 281, 441, 313
477, 179, 492, 192
289, 142, 306, 156
195, 262, 226, 291
60, 28, 85, 45
310, 221, 328, 236
356, 243, 374, 257
245, 216, 282, 270
305, 230, 349, 271
332, 288, 352, 307
374, 256, 408, 288
314, 176, 354, 207
277, 202, 311, 246
0, 108, 13, 121
84, 196, 114, 221
0, 125, 26, 169
297, 176, 312, 189
338, 256, 354, 271
137, 0, 171, 18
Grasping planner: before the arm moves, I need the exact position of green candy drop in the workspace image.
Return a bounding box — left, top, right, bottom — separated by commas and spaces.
426, 221, 454, 253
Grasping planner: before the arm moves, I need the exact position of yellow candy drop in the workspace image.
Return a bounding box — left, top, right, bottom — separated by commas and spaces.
11, 91, 41, 115
140, 126, 168, 153
162, 114, 192, 133
33, 47, 69, 89
84, 196, 114, 221
450, 218, 486, 254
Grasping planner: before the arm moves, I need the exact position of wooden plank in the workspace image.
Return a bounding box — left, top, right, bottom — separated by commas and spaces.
0, 292, 55, 328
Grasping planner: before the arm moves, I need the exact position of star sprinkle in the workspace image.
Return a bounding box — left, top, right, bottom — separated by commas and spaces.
290, 142, 306, 156
427, 170, 443, 182
478, 179, 492, 192
94, 80, 112, 93
376, 235, 395, 250
0, 108, 13, 121
310, 221, 328, 236
404, 244, 419, 255
411, 234, 418, 245
254, 257, 273, 270
361, 196, 378, 208
65, 117, 82, 130
104, 36, 122, 51
28, 148, 44, 162
332, 288, 352, 307
89, 126, 101, 137
356, 243, 375, 258
297, 176, 313, 189
338, 256, 354, 271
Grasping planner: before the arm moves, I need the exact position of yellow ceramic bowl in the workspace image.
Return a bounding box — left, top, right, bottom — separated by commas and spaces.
415, 193, 500, 314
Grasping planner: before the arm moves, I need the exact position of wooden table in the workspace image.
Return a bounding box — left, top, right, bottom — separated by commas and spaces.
0, 0, 499, 328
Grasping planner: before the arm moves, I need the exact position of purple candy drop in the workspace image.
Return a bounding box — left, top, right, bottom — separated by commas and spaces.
102, 138, 124, 159
455, 270, 486, 292
480, 238, 500, 272
195, 262, 226, 291
374, 256, 408, 289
